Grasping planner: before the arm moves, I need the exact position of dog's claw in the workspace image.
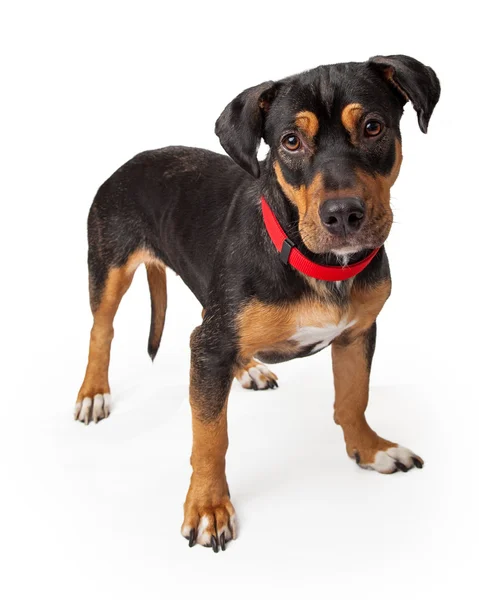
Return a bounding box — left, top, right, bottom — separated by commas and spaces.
251, 381, 258, 391
188, 528, 196, 547
412, 457, 423, 469
211, 535, 219, 553
354, 452, 361, 464
220, 532, 226, 551
395, 461, 409, 472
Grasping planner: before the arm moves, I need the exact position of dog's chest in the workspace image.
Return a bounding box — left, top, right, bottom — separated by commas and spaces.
238, 280, 391, 364
241, 299, 359, 364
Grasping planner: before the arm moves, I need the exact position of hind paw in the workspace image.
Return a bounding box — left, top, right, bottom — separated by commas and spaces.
74, 393, 111, 424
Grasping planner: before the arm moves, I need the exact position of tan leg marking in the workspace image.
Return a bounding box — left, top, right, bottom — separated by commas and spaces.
182, 393, 236, 550
234, 358, 278, 390
332, 328, 423, 474
75, 250, 158, 424
332, 335, 393, 464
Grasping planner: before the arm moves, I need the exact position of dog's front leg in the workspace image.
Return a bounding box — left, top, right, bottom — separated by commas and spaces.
181, 325, 237, 552
332, 323, 424, 474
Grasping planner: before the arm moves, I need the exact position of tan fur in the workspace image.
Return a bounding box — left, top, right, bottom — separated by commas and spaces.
295, 110, 319, 138
348, 279, 391, 336
77, 249, 162, 404
331, 335, 397, 464
355, 138, 403, 210
237, 280, 391, 361
182, 372, 236, 542
329, 280, 396, 465
273, 162, 327, 252
341, 103, 363, 144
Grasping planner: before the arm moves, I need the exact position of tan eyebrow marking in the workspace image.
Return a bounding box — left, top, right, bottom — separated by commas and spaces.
341, 103, 364, 137
294, 110, 319, 138
341, 103, 365, 146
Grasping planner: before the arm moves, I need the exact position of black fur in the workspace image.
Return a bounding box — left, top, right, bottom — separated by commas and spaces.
364, 321, 377, 371
369, 55, 441, 133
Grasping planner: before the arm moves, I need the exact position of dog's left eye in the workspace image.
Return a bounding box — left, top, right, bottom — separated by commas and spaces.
281, 134, 301, 151
364, 120, 383, 137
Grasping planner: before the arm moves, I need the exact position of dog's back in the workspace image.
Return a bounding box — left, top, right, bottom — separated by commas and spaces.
88, 146, 251, 308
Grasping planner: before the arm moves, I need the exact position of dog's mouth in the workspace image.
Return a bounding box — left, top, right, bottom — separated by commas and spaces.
298, 208, 393, 257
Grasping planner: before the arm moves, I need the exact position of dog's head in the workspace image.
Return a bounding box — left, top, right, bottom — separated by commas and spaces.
215, 55, 440, 255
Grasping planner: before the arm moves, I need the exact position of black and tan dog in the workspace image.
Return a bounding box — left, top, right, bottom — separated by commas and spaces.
76, 55, 440, 552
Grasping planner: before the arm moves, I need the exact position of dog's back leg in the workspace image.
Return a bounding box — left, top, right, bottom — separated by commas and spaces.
75, 247, 149, 424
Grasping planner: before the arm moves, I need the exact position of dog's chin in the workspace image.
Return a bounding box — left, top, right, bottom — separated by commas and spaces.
303, 238, 377, 257
331, 245, 364, 257
302, 231, 390, 257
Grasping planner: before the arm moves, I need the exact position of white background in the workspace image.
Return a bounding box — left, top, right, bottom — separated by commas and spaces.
2, 1, 478, 598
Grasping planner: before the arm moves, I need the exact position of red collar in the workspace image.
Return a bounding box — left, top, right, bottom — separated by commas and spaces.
261, 196, 380, 282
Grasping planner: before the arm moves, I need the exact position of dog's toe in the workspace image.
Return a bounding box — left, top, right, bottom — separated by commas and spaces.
355, 445, 424, 474
182, 505, 237, 552
74, 393, 111, 424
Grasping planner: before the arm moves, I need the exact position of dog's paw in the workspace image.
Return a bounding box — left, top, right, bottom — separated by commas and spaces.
354, 445, 424, 474
182, 483, 237, 552
74, 393, 111, 425
236, 361, 278, 391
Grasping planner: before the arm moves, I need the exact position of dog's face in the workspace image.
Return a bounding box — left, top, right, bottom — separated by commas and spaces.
216, 55, 440, 255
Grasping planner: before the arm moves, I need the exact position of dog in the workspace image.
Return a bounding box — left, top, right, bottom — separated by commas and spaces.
76, 55, 440, 552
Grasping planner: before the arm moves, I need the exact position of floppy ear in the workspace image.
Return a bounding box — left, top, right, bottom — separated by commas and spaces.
369, 55, 440, 133
215, 80, 279, 178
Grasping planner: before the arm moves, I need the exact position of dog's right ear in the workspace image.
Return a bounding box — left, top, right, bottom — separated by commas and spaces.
215, 81, 279, 178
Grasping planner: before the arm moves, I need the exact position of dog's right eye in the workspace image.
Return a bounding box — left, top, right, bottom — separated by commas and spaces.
281, 134, 301, 152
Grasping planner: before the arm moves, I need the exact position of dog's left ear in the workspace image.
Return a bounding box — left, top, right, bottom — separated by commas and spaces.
368, 55, 440, 133
215, 80, 279, 178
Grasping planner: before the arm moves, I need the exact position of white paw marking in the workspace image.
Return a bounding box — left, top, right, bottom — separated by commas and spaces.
75, 393, 111, 424
363, 445, 422, 474
238, 364, 277, 390
196, 515, 211, 546
290, 318, 356, 352
227, 513, 237, 540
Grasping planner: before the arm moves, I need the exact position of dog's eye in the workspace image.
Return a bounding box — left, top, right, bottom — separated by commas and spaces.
364, 120, 383, 137
282, 134, 301, 151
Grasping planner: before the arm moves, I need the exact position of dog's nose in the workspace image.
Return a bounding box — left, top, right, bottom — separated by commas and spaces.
320, 197, 365, 236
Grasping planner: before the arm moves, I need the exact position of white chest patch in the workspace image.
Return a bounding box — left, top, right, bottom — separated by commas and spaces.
289, 317, 356, 352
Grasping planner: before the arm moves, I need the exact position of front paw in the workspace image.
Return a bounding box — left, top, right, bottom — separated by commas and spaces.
353, 443, 424, 474
182, 479, 237, 552
236, 360, 278, 391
